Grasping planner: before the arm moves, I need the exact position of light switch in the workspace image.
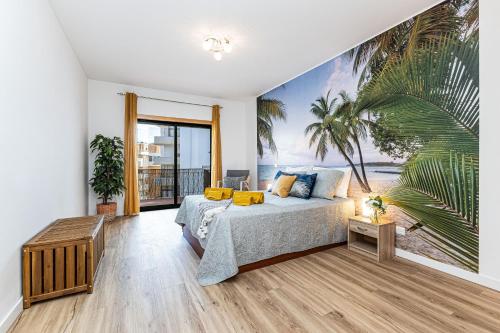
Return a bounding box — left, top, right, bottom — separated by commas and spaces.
396, 226, 406, 236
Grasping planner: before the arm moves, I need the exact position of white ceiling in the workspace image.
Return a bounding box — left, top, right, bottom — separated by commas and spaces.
50, 0, 442, 99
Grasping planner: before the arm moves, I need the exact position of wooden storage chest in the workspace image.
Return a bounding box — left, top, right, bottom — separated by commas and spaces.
22, 215, 105, 308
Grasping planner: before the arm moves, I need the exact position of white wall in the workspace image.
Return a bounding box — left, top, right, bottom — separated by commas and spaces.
0, 0, 88, 330
478, 0, 500, 288
88, 80, 251, 215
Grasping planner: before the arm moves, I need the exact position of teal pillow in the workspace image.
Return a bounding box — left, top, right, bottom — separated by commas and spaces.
288, 173, 318, 199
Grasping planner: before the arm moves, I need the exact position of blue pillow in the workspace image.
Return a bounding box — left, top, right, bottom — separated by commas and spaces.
269, 171, 317, 199
288, 173, 317, 199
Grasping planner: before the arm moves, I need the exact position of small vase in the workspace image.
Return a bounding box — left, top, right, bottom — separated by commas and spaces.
370, 211, 379, 224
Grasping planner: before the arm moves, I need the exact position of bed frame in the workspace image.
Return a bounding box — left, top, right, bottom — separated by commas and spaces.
182, 225, 346, 273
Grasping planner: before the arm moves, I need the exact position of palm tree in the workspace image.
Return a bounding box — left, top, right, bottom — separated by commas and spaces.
257, 97, 286, 158
348, 2, 462, 87
334, 91, 371, 191
359, 34, 479, 271
305, 91, 371, 192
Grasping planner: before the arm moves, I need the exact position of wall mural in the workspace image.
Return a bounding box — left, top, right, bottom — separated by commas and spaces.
257, 0, 479, 272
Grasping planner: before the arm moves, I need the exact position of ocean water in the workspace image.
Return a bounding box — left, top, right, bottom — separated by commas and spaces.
257, 164, 402, 190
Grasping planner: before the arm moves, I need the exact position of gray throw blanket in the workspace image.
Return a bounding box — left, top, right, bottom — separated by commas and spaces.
196, 199, 232, 239
175, 192, 355, 286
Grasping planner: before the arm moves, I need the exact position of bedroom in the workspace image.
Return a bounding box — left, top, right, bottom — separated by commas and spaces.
1, 0, 499, 332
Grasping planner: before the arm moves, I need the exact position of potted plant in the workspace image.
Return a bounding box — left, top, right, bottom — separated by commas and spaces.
89, 134, 125, 221
365, 195, 387, 224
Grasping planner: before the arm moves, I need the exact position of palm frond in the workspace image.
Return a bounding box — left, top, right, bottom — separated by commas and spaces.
326, 117, 354, 156
258, 98, 287, 121
257, 97, 287, 157
383, 153, 478, 271
257, 117, 277, 155
315, 133, 329, 161
358, 34, 479, 159
304, 122, 322, 136
305, 124, 322, 148
310, 103, 329, 120
405, 4, 462, 56
333, 99, 352, 119
349, 1, 462, 86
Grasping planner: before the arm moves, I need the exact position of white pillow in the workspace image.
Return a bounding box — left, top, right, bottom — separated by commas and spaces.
334, 167, 352, 198
312, 167, 352, 198
310, 169, 344, 200
285, 166, 313, 174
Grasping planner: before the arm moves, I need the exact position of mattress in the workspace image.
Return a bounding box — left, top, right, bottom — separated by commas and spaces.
175, 191, 355, 285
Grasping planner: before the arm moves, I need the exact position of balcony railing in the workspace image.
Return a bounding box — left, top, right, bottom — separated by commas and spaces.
138, 168, 210, 206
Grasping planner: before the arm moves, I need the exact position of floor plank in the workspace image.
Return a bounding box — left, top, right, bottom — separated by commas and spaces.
9, 210, 500, 333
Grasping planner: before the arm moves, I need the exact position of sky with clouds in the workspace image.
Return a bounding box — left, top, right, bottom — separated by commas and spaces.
258, 52, 405, 167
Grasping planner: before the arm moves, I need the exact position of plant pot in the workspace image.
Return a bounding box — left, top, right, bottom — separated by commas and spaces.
96, 202, 117, 222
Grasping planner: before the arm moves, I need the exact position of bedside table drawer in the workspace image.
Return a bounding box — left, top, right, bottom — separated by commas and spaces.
349, 220, 378, 238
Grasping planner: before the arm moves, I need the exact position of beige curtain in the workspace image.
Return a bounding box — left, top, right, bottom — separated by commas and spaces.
211, 105, 222, 187
124, 92, 140, 215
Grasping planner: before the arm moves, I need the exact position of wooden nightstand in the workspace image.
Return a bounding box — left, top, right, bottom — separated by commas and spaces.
348, 216, 395, 262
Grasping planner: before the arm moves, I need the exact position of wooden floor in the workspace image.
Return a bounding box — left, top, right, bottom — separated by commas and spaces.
10, 210, 500, 333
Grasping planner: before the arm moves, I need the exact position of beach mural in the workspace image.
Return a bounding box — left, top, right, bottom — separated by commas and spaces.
257, 0, 479, 272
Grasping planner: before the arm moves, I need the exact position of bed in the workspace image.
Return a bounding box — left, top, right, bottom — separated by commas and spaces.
175, 191, 355, 285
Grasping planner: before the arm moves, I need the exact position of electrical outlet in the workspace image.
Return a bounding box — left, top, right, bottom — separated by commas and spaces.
396, 226, 406, 236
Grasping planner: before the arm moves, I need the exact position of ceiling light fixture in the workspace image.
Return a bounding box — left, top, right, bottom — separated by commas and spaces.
202, 36, 232, 61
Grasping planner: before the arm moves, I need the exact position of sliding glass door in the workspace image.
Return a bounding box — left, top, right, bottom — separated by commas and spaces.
177, 125, 212, 203
137, 120, 211, 210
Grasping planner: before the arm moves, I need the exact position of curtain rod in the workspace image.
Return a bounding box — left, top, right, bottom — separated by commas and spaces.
116, 92, 220, 109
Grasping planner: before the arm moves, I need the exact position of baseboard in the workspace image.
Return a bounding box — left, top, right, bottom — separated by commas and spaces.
396, 248, 500, 291
0, 297, 22, 333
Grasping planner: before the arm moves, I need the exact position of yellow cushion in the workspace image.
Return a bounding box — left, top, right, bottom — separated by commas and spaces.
204, 187, 234, 200
205, 189, 223, 200
233, 191, 265, 206
233, 196, 252, 206
271, 175, 297, 198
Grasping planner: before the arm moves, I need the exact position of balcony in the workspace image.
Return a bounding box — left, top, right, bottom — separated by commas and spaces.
138, 168, 210, 207
154, 136, 175, 145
